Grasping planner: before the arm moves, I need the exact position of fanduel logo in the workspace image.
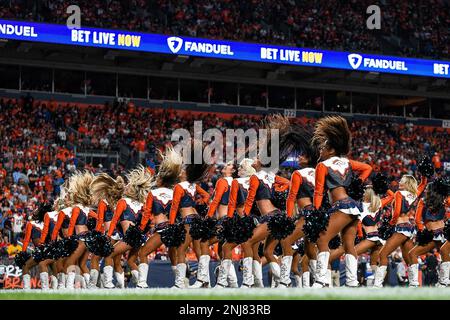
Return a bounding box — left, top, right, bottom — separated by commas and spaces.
348, 54, 363, 69
167, 36, 183, 53
167, 36, 234, 56
348, 53, 408, 71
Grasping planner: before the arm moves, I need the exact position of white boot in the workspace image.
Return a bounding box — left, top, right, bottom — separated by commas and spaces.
373, 265, 387, 288
279, 256, 293, 287
78, 274, 87, 289
294, 274, 302, 288
115, 272, 125, 288
50, 275, 58, 290
88, 269, 99, 289
302, 271, 311, 287
252, 260, 263, 288
227, 262, 238, 288
438, 261, 450, 286
408, 264, 419, 287
40, 272, 49, 290
23, 274, 31, 289
190, 255, 211, 288
82, 273, 90, 289
173, 263, 187, 288
103, 266, 115, 289
309, 259, 317, 276
242, 257, 254, 287
137, 263, 149, 288
345, 254, 359, 287
269, 262, 281, 288
57, 273, 66, 289
131, 270, 139, 285
327, 269, 333, 287
312, 252, 330, 288
216, 259, 231, 288
65, 272, 76, 290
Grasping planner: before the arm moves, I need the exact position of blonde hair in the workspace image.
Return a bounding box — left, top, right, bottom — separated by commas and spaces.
152, 146, 183, 188
363, 187, 381, 213
66, 171, 95, 207
400, 175, 418, 195
90, 173, 126, 208
238, 158, 256, 177
125, 165, 153, 203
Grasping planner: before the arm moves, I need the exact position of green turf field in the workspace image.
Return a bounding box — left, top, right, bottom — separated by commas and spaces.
0, 287, 449, 300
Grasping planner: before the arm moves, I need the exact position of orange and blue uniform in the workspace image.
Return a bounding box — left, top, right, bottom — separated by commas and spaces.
415, 198, 445, 242
22, 220, 44, 252
169, 181, 210, 224
207, 177, 233, 218
286, 168, 315, 218
227, 177, 251, 217
107, 198, 143, 237
389, 177, 427, 238
314, 157, 372, 215
243, 170, 290, 219
140, 187, 173, 231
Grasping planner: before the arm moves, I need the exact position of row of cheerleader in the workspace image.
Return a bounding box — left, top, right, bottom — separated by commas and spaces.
14, 115, 450, 289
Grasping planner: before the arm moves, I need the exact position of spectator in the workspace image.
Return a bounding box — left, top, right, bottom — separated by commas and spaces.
422, 252, 439, 286
11, 210, 25, 243
6, 239, 22, 258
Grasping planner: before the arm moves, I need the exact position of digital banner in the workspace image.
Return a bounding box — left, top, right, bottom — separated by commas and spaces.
1, 19, 449, 78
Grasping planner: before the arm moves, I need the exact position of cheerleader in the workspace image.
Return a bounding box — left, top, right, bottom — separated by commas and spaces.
136, 147, 183, 288
311, 116, 372, 288
207, 162, 235, 220
279, 141, 319, 287
103, 166, 152, 289
240, 157, 290, 287
35, 191, 73, 290
215, 158, 255, 288
373, 173, 427, 287
90, 173, 126, 288
408, 182, 447, 287
19, 203, 52, 289
328, 187, 394, 276
63, 171, 95, 289
169, 161, 211, 288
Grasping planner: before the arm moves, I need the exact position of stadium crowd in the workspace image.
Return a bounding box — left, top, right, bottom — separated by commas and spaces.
0, 0, 448, 59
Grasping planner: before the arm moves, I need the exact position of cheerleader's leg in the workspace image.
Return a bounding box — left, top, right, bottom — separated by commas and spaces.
374, 233, 407, 288
407, 242, 435, 287
314, 211, 355, 288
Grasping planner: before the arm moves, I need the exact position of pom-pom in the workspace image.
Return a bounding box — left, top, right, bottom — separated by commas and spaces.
372, 173, 389, 195
418, 156, 434, 178
294, 239, 305, 256
189, 216, 217, 241
378, 215, 394, 240
434, 176, 450, 197
347, 176, 364, 201
86, 217, 97, 231
32, 245, 46, 263
302, 207, 329, 243
217, 214, 255, 244
159, 223, 186, 247
14, 251, 31, 268
267, 213, 295, 240
195, 204, 208, 217
84, 231, 114, 257
271, 190, 288, 211
416, 229, 434, 246
444, 220, 450, 241
60, 236, 80, 257
328, 235, 341, 250
123, 225, 146, 248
